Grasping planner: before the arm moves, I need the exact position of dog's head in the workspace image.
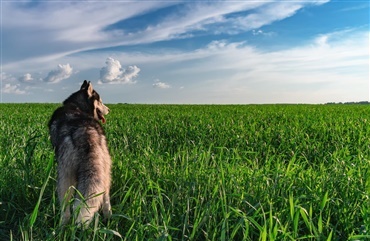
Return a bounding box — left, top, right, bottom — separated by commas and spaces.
80, 80, 110, 124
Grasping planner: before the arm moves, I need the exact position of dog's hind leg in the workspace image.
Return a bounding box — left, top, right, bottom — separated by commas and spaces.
57, 170, 77, 225
102, 190, 112, 220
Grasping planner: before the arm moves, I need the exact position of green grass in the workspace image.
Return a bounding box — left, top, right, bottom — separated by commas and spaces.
0, 104, 369, 240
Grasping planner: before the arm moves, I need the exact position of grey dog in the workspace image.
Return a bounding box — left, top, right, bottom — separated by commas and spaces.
48, 80, 112, 226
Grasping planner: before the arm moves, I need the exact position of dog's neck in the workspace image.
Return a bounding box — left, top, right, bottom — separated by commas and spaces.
64, 102, 83, 114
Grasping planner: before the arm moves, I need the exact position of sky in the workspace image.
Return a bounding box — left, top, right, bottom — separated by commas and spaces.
1, 0, 369, 104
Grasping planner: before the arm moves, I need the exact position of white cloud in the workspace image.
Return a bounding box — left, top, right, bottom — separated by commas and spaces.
53, 29, 369, 103
153, 80, 171, 89
2, 1, 329, 73
235, 2, 303, 30
99, 57, 140, 84
128, 29, 366, 103
18, 73, 34, 82
1, 2, 172, 69
1, 28, 367, 103
2, 84, 26, 94
153, 1, 327, 37
57, 29, 367, 101
43, 64, 73, 83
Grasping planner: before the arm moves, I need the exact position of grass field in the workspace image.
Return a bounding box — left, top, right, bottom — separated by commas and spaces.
0, 104, 369, 240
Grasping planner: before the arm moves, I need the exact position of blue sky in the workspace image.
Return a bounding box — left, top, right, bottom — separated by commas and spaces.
1, 0, 369, 104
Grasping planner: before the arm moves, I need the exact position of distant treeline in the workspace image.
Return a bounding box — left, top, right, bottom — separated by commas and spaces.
326, 101, 370, 105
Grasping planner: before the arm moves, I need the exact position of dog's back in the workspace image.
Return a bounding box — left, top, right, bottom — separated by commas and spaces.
49, 81, 112, 226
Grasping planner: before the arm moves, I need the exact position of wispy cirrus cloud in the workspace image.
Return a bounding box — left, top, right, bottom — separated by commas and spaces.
1, 1, 171, 68
135, 1, 329, 37
2, 1, 328, 73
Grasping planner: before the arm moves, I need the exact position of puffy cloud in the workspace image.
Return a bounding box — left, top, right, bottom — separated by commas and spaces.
153, 79, 171, 89
2, 84, 26, 94
99, 57, 140, 84
43, 64, 73, 83
18, 73, 34, 82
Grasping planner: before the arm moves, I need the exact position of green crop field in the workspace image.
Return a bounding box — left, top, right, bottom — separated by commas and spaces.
0, 104, 369, 240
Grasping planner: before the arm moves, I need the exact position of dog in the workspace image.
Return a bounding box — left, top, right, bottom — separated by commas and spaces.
48, 80, 112, 227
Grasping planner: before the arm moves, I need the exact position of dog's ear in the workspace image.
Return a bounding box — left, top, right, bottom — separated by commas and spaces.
87, 82, 94, 97
81, 80, 94, 97
80, 80, 89, 90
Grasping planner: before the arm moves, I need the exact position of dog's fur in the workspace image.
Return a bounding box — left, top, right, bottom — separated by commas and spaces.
48, 80, 112, 226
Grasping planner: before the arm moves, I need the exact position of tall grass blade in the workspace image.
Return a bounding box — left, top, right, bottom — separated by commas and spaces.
99, 228, 123, 239
29, 156, 53, 229
320, 191, 329, 211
